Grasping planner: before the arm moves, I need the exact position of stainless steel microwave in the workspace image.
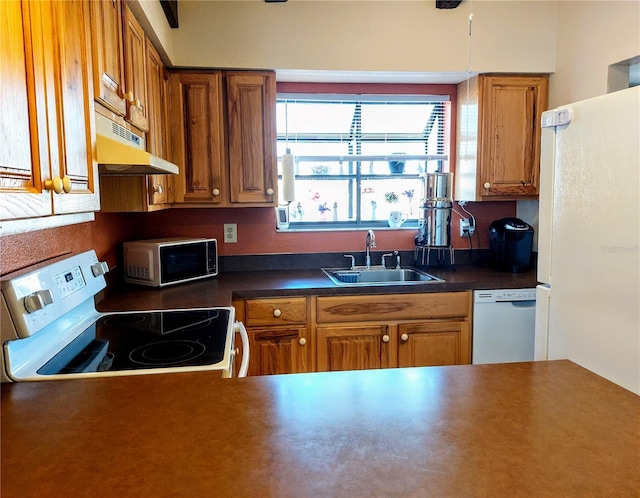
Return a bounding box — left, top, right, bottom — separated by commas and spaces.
123, 237, 218, 287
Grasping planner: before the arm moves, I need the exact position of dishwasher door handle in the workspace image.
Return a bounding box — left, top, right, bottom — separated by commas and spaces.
507, 300, 536, 308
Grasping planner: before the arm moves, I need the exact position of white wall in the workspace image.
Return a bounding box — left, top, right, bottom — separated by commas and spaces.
552, 1, 640, 106
166, 0, 556, 77
136, 0, 639, 101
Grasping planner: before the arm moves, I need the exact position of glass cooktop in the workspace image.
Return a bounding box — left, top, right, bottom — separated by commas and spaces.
38, 309, 232, 375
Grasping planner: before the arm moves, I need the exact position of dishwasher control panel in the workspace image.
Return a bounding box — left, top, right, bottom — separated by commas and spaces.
474, 288, 537, 303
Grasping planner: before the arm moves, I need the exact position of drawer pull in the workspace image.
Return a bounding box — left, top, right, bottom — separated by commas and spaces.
273, 309, 282, 318
299, 337, 307, 346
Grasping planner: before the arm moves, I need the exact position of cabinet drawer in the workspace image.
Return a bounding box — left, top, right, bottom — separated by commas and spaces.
245, 298, 307, 326
316, 292, 470, 324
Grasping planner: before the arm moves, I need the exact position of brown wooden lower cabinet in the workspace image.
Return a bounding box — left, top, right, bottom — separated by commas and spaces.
397, 321, 471, 368
316, 325, 396, 372
247, 326, 311, 376
233, 297, 312, 376
234, 291, 472, 376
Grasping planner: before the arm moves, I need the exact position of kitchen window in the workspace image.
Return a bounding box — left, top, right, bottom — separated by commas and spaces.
276, 87, 452, 229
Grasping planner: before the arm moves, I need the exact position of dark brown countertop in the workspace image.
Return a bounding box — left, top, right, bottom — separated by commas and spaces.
2, 360, 639, 497
97, 264, 538, 312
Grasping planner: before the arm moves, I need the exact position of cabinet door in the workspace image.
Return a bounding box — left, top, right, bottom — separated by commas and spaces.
225, 72, 277, 205
47, 0, 99, 215
89, 0, 126, 116
398, 321, 471, 368
247, 326, 311, 376
0, 0, 52, 220
170, 72, 225, 204
145, 40, 171, 206
479, 75, 548, 198
316, 325, 396, 372
123, 5, 148, 132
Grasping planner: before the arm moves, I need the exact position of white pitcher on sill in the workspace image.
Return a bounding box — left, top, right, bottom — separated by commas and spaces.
388, 211, 408, 228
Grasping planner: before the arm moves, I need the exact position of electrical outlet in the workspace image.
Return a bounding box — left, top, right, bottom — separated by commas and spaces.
224, 223, 237, 243
460, 218, 475, 237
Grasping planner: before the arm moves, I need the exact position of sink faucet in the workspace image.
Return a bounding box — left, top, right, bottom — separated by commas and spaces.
365, 230, 376, 269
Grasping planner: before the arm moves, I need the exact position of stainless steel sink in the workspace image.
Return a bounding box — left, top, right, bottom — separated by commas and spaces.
322, 267, 443, 286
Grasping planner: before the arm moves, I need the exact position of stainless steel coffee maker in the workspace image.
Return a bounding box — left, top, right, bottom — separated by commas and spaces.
414, 172, 455, 267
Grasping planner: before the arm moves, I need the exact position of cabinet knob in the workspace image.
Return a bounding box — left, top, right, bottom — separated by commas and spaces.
62, 176, 72, 193
382, 334, 390, 343
45, 176, 71, 194
212, 188, 220, 196
299, 337, 307, 346
273, 309, 282, 318
401, 333, 409, 342
153, 184, 164, 194
126, 91, 135, 103
483, 182, 491, 189
266, 188, 274, 196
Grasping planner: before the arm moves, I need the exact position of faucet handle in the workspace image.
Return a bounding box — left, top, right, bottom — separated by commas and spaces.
394, 250, 401, 269
381, 253, 394, 268
344, 254, 356, 269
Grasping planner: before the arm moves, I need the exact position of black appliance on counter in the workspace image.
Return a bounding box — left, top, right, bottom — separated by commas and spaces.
489, 218, 534, 273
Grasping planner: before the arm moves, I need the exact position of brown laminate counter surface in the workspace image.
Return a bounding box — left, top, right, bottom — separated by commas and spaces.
2, 360, 639, 497
97, 264, 538, 312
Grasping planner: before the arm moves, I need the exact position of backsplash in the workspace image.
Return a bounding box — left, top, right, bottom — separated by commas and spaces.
1, 202, 515, 276
126, 202, 516, 256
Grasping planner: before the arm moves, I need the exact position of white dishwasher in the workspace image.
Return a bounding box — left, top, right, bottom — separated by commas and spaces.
472, 288, 537, 364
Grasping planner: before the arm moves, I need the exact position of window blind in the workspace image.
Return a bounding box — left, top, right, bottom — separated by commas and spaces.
276, 94, 450, 164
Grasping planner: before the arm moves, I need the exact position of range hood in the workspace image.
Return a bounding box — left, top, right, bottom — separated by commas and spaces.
96, 113, 179, 175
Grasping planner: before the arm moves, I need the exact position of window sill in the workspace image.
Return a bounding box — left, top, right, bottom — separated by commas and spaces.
277, 223, 421, 233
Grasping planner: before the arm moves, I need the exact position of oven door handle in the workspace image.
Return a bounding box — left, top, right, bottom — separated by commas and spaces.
234, 321, 250, 378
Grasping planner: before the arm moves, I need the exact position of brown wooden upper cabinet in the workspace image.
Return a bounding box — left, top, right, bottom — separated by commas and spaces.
455, 74, 549, 201
170, 70, 278, 207
90, 0, 148, 133
99, 36, 173, 213
88, 0, 126, 117
170, 72, 226, 204
225, 72, 277, 205
122, 5, 149, 132
0, 0, 99, 222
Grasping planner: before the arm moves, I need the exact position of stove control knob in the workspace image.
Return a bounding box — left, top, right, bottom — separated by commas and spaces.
24, 289, 54, 313
91, 261, 110, 277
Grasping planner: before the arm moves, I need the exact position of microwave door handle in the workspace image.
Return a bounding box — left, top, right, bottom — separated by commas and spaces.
234, 321, 250, 378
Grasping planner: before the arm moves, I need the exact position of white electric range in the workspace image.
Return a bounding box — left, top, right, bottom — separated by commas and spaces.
1, 250, 248, 382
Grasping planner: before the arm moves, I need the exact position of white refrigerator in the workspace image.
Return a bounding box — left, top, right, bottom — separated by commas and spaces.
535, 86, 639, 395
